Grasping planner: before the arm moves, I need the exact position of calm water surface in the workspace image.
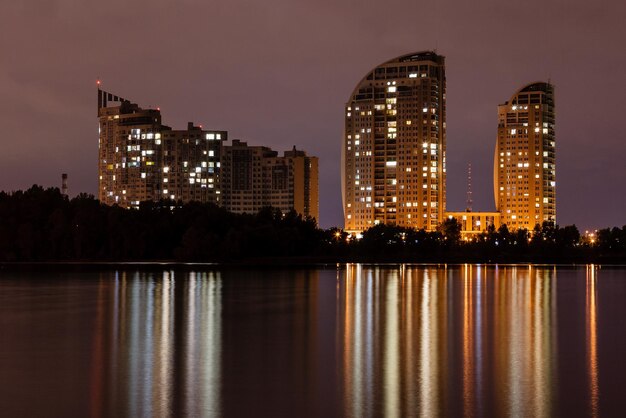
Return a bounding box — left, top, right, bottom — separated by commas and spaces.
0, 265, 625, 417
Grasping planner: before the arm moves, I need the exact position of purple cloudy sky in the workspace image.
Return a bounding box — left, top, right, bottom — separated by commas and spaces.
0, 0, 624, 229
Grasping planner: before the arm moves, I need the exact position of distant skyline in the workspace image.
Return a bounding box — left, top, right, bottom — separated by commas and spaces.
0, 0, 624, 229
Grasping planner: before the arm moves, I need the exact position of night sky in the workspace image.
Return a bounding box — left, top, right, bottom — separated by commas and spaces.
1, 0, 624, 229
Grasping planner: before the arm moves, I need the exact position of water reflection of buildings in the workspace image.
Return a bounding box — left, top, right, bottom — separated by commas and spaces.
91, 271, 223, 418
89, 269, 331, 418
338, 264, 559, 418
82, 265, 604, 417
492, 265, 557, 418
339, 265, 451, 417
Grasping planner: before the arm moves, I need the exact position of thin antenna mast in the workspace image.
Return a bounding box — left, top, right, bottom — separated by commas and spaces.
466, 163, 473, 212
61, 173, 68, 197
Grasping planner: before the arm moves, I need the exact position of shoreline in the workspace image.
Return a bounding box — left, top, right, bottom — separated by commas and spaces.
1, 259, 625, 272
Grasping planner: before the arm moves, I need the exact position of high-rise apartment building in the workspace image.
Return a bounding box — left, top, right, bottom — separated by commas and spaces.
98, 89, 226, 207
342, 51, 446, 234
98, 88, 319, 221
494, 82, 556, 230
221, 140, 319, 220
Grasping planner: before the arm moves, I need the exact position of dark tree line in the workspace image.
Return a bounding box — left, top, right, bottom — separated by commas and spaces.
0, 186, 625, 263
0, 186, 323, 262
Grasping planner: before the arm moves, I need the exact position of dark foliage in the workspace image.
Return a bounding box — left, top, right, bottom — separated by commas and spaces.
0, 186, 624, 263
0, 186, 322, 262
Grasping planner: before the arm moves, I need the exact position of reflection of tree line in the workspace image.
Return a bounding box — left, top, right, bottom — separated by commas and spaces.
1, 186, 625, 262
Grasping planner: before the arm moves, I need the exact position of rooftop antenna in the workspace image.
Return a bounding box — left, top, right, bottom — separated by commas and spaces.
61, 173, 68, 197
466, 163, 473, 212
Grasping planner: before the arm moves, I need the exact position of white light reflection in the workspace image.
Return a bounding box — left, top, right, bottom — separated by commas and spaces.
185, 272, 198, 416
202, 272, 222, 417
157, 271, 174, 415
116, 270, 222, 417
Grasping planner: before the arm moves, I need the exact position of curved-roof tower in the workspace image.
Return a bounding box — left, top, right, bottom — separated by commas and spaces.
342, 52, 446, 233
494, 81, 556, 229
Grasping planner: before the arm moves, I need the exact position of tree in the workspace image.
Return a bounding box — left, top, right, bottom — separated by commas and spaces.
438, 217, 461, 246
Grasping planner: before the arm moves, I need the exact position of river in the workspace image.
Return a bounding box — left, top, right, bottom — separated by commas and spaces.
0, 264, 624, 417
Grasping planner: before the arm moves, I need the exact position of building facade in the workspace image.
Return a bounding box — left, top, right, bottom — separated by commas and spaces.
494, 82, 556, 230
98, 88, 226, 207
445, 211, 501, 239
342, 51, 447, 234
221, 140, 319, 221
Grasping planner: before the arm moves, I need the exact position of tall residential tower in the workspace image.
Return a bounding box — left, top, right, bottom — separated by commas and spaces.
98, 88, 226, 208
494, 82, 556, 230
342, 52, 446, 234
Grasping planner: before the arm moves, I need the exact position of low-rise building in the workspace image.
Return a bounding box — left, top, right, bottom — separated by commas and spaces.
445, 211, 501, 239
